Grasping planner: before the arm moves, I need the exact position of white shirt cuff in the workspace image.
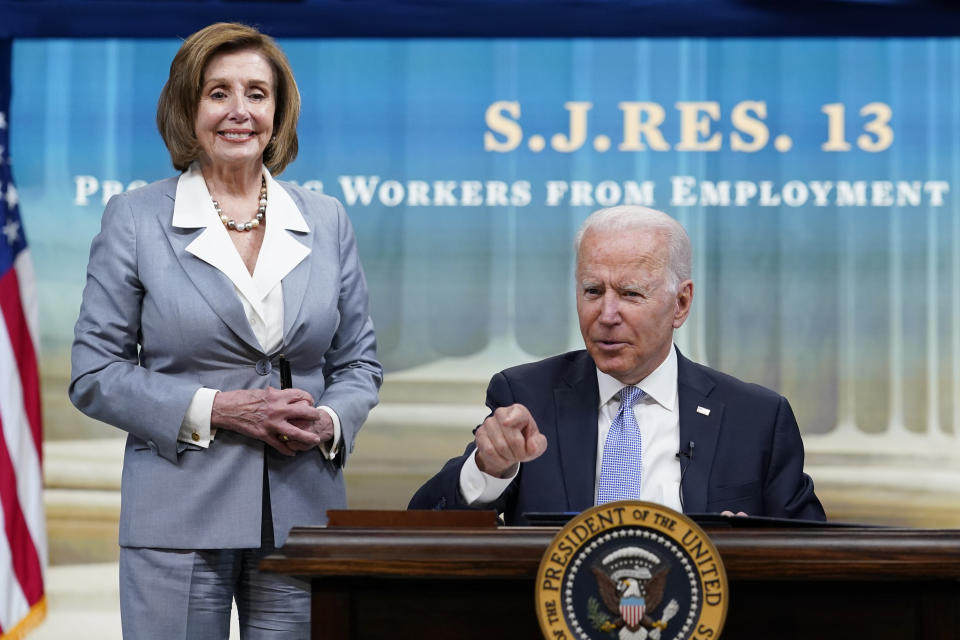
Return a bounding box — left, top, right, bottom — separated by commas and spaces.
178, 387, 219, 448
317, 405, 342, 460
459, 449, 518, 504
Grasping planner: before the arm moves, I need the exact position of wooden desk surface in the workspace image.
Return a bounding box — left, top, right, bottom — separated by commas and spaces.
263, 525, 960, 580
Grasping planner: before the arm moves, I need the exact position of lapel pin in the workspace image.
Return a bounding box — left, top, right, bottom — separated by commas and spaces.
696, 406, 711, 416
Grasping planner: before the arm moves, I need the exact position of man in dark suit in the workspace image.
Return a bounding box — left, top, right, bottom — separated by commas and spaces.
409, 205, 824, 524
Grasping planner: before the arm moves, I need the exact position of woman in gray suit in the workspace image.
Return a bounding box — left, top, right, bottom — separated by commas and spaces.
69, 22, 381, 638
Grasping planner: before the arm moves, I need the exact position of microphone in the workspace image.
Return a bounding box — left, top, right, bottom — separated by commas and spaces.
676, 441, 695, 511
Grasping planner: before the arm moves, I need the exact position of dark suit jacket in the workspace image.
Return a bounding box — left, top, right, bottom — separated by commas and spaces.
408, 349, 825, 524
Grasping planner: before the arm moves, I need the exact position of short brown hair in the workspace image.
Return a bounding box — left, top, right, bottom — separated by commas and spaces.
157, 22, 300, 174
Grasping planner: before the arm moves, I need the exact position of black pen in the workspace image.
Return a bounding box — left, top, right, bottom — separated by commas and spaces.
278, 354, 292, 390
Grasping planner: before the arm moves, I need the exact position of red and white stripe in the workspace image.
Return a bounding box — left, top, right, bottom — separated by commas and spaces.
620, 602, 644, 628
0, 248, 46, 638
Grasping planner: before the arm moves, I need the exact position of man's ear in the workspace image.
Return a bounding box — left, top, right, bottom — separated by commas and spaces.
673, 280, 694, 328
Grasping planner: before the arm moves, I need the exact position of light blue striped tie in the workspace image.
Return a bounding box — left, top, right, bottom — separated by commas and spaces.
597, 386, 643, 504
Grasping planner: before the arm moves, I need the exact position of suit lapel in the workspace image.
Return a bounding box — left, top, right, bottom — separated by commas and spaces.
554, 352, 601, 512
268, 183, 313, 345
280, 235, 312, 343
676, 352, 723, 513
158, 190, 263, 353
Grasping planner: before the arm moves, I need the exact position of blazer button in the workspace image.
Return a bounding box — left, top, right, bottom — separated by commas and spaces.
255, 359, 272, 376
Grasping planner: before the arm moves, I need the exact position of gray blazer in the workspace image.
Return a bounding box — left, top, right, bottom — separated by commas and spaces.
69, 176, 382, 549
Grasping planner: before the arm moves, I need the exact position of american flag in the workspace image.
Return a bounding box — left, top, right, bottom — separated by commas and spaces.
0, 40, 47, 638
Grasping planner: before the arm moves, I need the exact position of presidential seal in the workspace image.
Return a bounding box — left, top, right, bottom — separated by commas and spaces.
535, 501, 727, 640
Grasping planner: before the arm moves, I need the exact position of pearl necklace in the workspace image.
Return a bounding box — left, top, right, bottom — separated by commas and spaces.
212, 176, 267, 232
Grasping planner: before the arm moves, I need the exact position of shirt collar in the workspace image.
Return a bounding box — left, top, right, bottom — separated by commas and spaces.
171, 162, 311, 320
172, 162, 308, 232
596, 344, 678, 411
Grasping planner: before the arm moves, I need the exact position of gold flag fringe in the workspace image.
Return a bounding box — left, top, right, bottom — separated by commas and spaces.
1, 598, 47, 640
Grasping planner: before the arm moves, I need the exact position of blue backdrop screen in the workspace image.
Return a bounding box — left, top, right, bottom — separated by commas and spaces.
11, 38, 960, 437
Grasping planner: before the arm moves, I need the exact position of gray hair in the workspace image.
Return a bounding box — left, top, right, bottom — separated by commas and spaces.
574, 205, 692, 292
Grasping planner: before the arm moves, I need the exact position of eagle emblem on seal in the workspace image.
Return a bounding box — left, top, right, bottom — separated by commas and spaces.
590, 546, 680, 640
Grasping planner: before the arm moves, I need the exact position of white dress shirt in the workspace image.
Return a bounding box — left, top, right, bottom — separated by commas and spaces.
173, 163, 341, 456
460, 345, 682, 511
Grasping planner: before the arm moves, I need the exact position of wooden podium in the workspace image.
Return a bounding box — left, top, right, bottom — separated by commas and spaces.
261, 511, 960, 639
